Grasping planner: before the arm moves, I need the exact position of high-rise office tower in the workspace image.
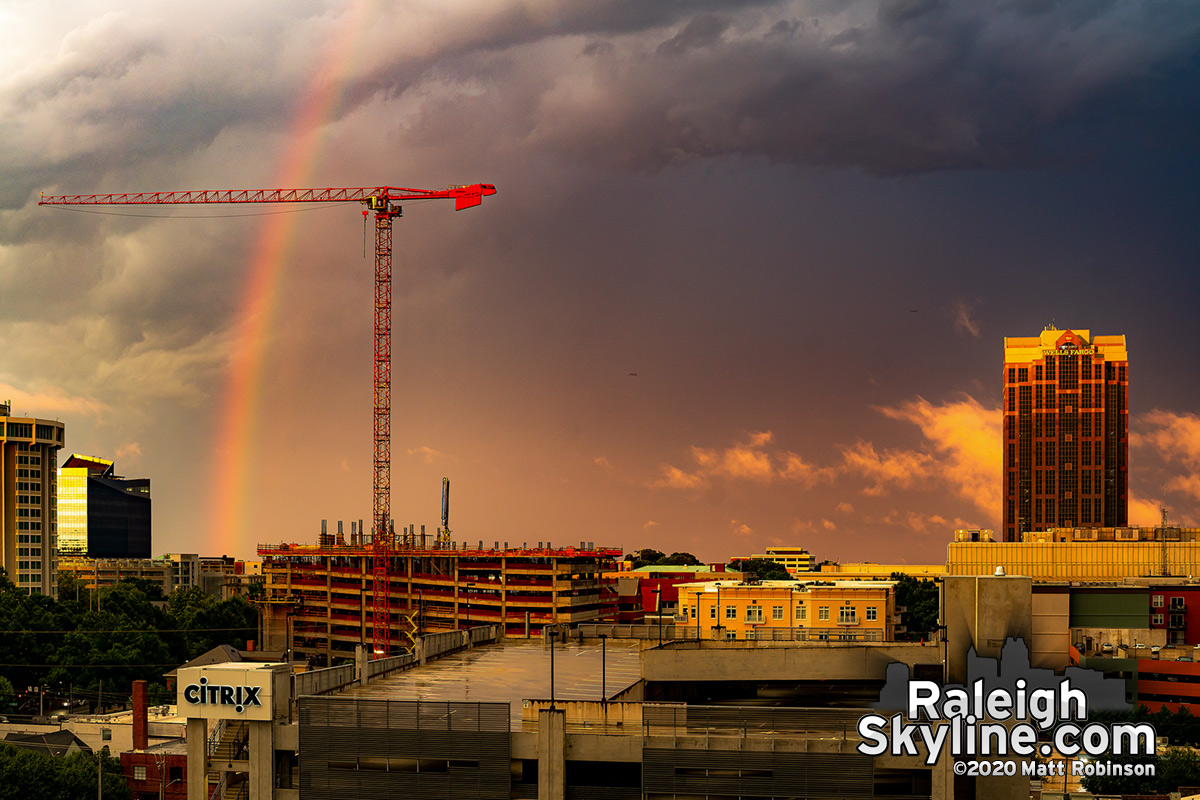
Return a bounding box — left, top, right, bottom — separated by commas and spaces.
1002, 327, 1128, 542
58, 454, 151, 558
0, 402, 65, 594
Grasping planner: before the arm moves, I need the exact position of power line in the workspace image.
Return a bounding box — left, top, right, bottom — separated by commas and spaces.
0, 663, 182, 668
0, 627, 257, 634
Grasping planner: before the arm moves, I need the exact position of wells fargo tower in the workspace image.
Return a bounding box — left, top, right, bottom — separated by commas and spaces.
1002, 327, 1128, 541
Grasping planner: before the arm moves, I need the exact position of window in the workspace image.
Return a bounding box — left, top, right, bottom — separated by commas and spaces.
866, 607, 878, 621
818, 606, 830, 621
797, 605, 806, 621
1153, 614, 1164, 625
745, 605, 763, 623
709, 605, 717, 620
725, 605, 736, 620
1171, 597, 1186, 610
133, 766, 146, 781
838, 607, 857, 625
772, 605, 783, 620
1153, 595, 1164, 608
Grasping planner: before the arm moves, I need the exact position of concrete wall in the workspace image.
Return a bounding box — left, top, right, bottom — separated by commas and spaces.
1032, 589, 1070, 670
942, 575, 1032, 685
521, 700, 644, 726
642, 640, 942, 683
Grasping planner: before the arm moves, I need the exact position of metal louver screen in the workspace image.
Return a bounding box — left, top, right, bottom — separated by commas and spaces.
299, 698, 511, 800
643, 748, 874, 799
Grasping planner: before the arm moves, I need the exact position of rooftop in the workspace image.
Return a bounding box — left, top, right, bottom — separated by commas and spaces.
337, 639, 643, 718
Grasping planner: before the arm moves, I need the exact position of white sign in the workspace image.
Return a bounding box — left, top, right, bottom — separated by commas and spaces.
177, 663, 286, 722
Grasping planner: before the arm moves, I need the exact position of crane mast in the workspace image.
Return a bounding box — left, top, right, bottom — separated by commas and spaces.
40, 183, 495, 658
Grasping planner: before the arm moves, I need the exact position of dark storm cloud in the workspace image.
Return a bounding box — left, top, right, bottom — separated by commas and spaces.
490, 0, 1200, 173
7, 0, 1197, 214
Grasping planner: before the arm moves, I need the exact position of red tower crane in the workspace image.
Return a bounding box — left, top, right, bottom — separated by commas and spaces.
39, 183, 496, 658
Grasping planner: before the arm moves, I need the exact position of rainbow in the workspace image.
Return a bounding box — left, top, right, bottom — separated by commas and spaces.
208, 1, 376, 555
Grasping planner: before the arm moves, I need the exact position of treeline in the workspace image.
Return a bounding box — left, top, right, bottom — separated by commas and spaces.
0, 571, 257, 709
1082, 706, 1200, 794
0, 744, 129, 800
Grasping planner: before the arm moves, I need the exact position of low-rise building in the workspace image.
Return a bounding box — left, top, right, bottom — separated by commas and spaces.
676, 579, 897, 641
58, 553, 200, 596
947, 528, 1200, 581
746, 545, 815, 574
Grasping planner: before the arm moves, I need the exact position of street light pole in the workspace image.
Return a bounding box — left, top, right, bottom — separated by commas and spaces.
599, 633, 607, 703
548, 629, 557, 710
465, 582, 475, 630
654, 587, 662, 645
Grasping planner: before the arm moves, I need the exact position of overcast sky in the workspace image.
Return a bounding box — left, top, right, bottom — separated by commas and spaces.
2, 0, 1199, 564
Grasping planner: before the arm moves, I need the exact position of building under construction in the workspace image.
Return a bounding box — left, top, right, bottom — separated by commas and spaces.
257, 530, 621, 665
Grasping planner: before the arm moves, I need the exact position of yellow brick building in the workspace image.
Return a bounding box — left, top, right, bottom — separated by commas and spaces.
747, 546, 815, 574
674, 580, 896, 641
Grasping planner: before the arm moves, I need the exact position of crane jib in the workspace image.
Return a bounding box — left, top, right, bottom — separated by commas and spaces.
38, 184, 496, 207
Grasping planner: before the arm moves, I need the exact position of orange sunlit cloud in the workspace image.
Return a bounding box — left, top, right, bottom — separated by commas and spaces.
407, 445, 447, 464
1134, 411, 1200, 504
872, 394, 1002, 520
839, 441, 933, 495
650, 431, 834, 490
1129, 494, 1164, 527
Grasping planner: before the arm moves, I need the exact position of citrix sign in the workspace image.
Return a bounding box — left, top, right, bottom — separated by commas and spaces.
182, 676, 263, 714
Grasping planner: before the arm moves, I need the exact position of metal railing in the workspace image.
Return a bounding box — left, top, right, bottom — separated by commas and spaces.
293, 663, 355, 697
641, 704, 866, 741
518, 702, 870, 741
577, 623, 888, 642
206, 719, 227, 757
366, 651, 415, 678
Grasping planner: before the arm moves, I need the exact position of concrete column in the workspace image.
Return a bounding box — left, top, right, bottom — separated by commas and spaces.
536, 708, 566, 800
248, 720, 274, 800
186, 718, 207, 800
416, 637, 426, 666
931, 760, 950, 800
355, 645, 368, 686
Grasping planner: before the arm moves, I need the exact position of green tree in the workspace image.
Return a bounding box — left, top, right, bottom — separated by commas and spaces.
0, 743, 129, 800
890, 574, 939, 640
59, 747, 131, 800
0, 677, 13, 712
728, 559, 792, 581
166, 589, 258, 658
630, 549, 666, 569
0, 575, 260, 703
1081, 746, 1200, 795
660, 552, 702, 566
